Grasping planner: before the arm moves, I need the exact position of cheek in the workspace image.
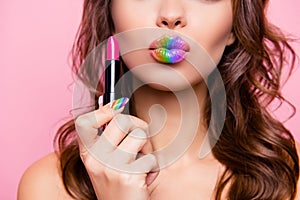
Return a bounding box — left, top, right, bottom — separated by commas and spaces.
111, 1, 132, 32
189, 3, 233, 64
110, 1, 156, 33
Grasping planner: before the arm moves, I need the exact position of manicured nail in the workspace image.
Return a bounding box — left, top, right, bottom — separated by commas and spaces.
98, 95, 103, 106
111, 97, 129, 110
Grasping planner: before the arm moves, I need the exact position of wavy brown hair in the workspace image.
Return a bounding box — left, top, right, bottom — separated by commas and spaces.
54, 0, 299, 199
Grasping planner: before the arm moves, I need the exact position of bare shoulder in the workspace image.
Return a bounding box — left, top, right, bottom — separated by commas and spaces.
17, 152, 74, 200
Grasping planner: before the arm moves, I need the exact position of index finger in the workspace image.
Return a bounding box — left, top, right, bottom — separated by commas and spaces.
75, 104, 116, 150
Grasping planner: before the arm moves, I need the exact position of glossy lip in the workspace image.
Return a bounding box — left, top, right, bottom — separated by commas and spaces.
149, 35, 190, 64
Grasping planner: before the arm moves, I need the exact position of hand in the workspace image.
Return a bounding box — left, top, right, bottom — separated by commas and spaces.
75, 100, 159, 200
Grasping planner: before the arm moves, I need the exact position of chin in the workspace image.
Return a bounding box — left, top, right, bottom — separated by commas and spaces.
144, 81, 199, 92
122, 52, 204, 92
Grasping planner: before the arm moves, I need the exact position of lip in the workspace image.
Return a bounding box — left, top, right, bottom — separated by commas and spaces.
149, 35, 190, 64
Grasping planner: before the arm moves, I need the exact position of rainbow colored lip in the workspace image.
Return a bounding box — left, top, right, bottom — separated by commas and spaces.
149, 35, 190, 64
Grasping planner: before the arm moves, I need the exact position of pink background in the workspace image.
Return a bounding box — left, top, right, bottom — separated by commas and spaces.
0, 0, 299, 199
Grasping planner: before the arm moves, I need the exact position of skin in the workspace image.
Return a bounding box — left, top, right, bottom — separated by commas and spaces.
113, 0, 235, 91
107, 1, 234, 198
110, 0, 235, 160
17, 0, 300, 199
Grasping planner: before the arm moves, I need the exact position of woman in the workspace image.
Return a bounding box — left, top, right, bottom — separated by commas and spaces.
18, 0, 299, 199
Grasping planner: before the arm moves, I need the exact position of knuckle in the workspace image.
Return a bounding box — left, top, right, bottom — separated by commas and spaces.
102, 107, 115, 117
130, 115, 149, 129
112, 114, 132, 132
75, 115, 91, 129
147, 153, 157, 164
111, 114, 150, 134
128, 129, 149, 150
119, 173, 135, 185
130, 128, 147, 140
114, 113, 131, 124
139, 120, 149, 131
147, 154, 159, 170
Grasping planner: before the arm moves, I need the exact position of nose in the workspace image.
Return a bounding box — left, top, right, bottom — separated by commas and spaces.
156, 0, 187, 29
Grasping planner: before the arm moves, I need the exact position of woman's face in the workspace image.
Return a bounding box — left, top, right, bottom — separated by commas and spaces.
110, 0, 235, 91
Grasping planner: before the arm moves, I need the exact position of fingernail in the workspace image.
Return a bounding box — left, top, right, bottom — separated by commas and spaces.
98, 95, 103, 106
111, 97, 129, 110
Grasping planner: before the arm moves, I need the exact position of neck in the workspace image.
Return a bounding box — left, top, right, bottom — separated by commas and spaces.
133, 80, 212, 166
